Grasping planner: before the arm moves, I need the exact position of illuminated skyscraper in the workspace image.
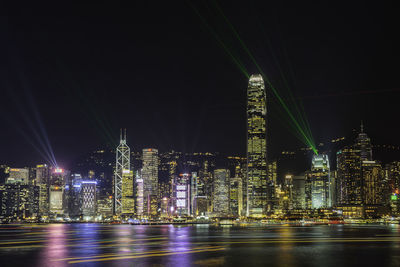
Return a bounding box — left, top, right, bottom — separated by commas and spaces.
135, 170, 144, 216
6, 168, 30, 185
49, 168, 67, 217
121, 170, 135, 215
36, 164, 50, 217
173, 173, 190, 216
246, 74, 268, 217
362, 161, 383, 205
81, 181, 97, 217
307, 154, 331, 209
336, 147, 362, 205
213, 169, 230, 217
142, 148, 159, 217
114, 129, 130, 215
292, 175, 306, 209
355, 121, 372, 161
230, 176, 243, 217
190, 172, 198, 216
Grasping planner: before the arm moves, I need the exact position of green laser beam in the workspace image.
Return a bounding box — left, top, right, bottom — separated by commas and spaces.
212, 1, 317, 153
188, 1, 250, 78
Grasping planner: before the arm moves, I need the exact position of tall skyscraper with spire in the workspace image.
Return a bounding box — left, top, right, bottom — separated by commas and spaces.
114, 129, 130, 215
355, 121, 372, 161
246, 74, 268, 217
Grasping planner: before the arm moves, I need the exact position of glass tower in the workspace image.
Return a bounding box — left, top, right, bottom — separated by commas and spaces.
308, 154, 331, 209
246, 74, 267, 217
114, 129, 130, 215
142, 148, 159, 217
355, 121, 372, 161
213, 169, 230, 217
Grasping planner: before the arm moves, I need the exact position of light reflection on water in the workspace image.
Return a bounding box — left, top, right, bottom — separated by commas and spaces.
35, 224, 68, 267
0, 223, 399, 267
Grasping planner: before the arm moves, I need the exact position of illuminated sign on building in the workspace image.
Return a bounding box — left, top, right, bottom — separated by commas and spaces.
54, 168, 64, 173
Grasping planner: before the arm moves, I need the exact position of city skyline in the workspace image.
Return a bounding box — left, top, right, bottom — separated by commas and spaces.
2, 2, 400, 267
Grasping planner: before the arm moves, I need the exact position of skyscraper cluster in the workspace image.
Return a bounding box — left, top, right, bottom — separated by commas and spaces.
0, 75, 399, 223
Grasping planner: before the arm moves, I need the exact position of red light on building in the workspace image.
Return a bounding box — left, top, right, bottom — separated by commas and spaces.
54, 168, 64, 173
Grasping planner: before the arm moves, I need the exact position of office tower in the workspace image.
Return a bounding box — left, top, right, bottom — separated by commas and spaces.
97, 196, 113, 219
168, 160, 177, 198
355, 121, 372, 161
48, 168, 67, 217
194, 165, 208, 216
115, 129, 130, 215
292, 175, 306, 209
190, 172, 198, 216
282, 175, 293, 210
268, 161, 277, 185
135, 170, 144, 216
230, 176, 243, 217
49, 185, 64, 215
336, 147, 362, 205
307, 154, 331, 209
6, 168, 30, 185
362, 161, 383, 205
213, 169, 230, 217
68, 175, 82, 219
36, 164, 49, 217
387, 161, 400, 195
121, 170, 134, 215
173, 173, 190, 216
387, 163, 400, 215
81, 181, 97, 218
49, 167, 67, 186
247, 74, 268, 217
160, 196, 170, 218
198, 160, 212, 213
0, 184, 39, 222
142, 148, 159, 217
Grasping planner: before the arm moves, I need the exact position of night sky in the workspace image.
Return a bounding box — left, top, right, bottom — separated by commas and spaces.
1, 1, 399, 167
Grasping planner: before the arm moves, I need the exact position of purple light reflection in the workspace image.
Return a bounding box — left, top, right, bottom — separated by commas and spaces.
35, 224, 68, 267
166, 226, 192, 266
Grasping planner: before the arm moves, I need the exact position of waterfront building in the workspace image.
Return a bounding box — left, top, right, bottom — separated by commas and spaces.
36, 164, 50, 217
49, 185, 64, 215
173, 173, 191, 216
142, 148, 159, 217
213, 169, 230, 217
68, 176, 82, 219
135, 170, 144, 216
114, 129, 130, 215
6, 168, 29, 185
307, 154, 331, 209
81, 181, 97, 218
246, 74, 268, 217
121, 170, 134, 215
292, 175, 306, 209
97, 196, 113, 219
355, 122, 373, 161
230, 175, 243, 217
0, 184, 39, 222
362, 161, 383, 205
336, 147, 362, 205
190, 172, 198, 216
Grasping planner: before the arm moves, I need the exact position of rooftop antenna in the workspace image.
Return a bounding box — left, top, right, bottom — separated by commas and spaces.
360, 120, 364, 133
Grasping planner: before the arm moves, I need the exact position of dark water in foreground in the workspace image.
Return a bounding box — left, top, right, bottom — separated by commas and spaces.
0, 223, 399, 267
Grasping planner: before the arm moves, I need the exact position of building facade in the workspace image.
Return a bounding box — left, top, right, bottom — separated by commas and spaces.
247, 74, 268, 217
